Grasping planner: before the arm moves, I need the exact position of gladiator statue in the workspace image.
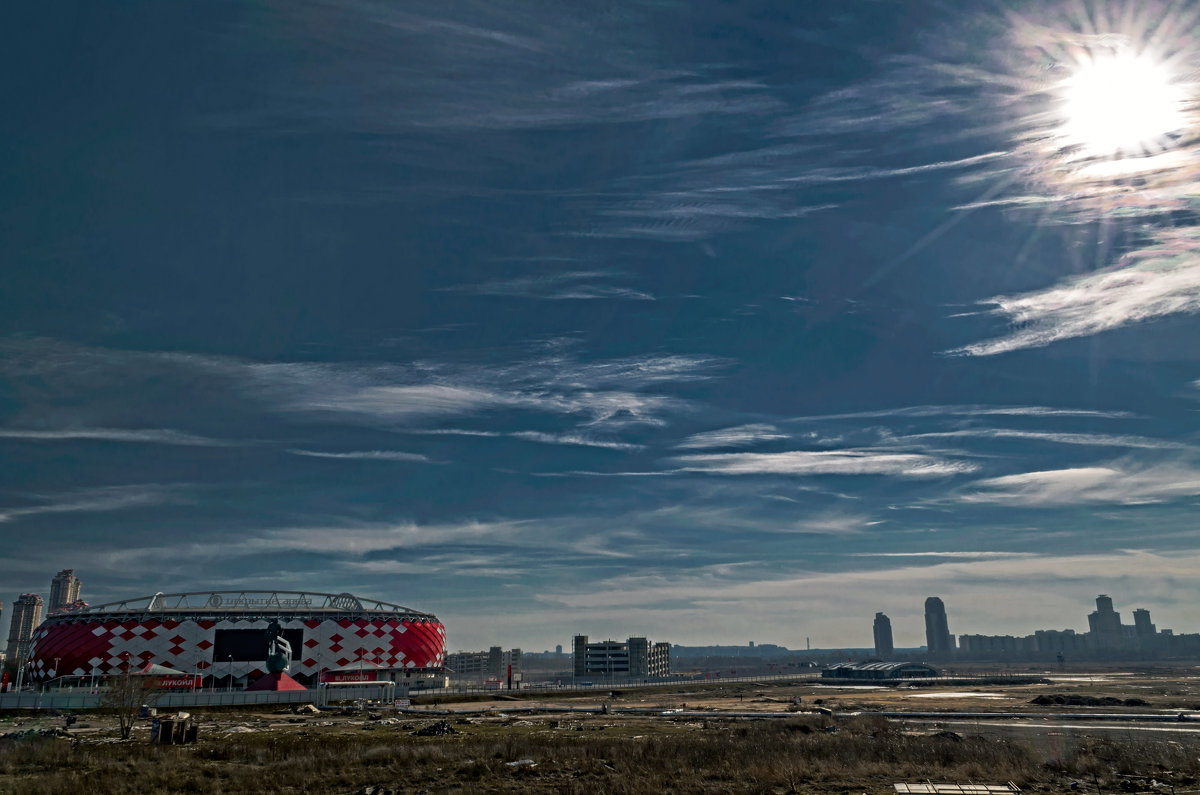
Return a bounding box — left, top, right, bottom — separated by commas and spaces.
264, 620, 292, 674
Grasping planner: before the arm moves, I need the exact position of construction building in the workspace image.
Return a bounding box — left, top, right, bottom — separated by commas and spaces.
572, 635, 670, 680
48, 569, 82, 614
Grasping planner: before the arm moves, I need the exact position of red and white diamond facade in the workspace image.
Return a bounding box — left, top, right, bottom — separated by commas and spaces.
26, 591, 445, 685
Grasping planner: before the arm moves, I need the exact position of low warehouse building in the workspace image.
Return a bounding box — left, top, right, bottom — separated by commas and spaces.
820, 661, 939, 680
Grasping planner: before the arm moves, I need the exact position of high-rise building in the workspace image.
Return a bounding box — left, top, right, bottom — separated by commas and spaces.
5, 594, 44, 663
873, 612, 894, 658
1132, 608, 1157, 638
1087, 594, 1124, 649
49, 569, 81, 614
487, 645, 503, 675
573, 634, 589, 677
924, 597, 953, 657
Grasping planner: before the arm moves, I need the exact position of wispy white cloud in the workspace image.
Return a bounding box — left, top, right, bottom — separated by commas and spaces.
251, 352, 712, 430
0, 427, 232, 446
0, 484, 184, 524
383, 11, 546, 53
233, 3, 782, 141
89, 513, 651, 574
509, 432, 643, 451
410, 429, 502, 438
789, 405, 1134, 421
676, 423, 788, 450
411, 427, 641, 450
633, 502, 874, 536
539, 470, 676, 477
671, 449, 976, 477
960, 462, 1200, 505
779, 151, 1010, 185
849, 551, 1035, 559
543, 354, 721, 387
552, 286, 655, 300
286, 449, 432, 462
537, 551, 1193, 611
242, 520, 520, 555
0, 340, 714, 438
295, 383, 513, 418
586, 121, 1000, 241
900, 429, 1188, 450
444, 271, 654, 301
775, 513, 871, 535
591, 198, 835, 242
340, 553, 531, 579
950, 240, 1200, 357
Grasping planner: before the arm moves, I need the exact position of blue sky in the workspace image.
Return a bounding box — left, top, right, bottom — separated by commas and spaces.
4, 0, 1200, 652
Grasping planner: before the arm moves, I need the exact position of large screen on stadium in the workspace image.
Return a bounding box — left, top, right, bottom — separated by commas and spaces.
212, 628, 304, 661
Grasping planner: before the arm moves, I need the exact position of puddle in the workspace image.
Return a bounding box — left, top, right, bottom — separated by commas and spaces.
1044, 676, 1112, 683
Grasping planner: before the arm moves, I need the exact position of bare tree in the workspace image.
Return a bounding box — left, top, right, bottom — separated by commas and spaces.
99, 664, 162, 740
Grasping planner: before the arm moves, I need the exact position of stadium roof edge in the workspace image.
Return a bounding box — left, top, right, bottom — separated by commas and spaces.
45, 590, 436, 619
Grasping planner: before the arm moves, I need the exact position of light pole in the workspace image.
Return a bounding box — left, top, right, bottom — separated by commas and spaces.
227, 655, 234, 693
53, 657, 61, 689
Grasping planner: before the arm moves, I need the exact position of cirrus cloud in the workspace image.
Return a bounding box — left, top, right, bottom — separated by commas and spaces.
671, 449, 976, 477
960, 462, 1200, 505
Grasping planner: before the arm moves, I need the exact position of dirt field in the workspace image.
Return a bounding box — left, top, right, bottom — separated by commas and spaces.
5, 668, 1200, 793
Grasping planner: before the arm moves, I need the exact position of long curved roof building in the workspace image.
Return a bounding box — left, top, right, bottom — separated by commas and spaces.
26, 590, 446, 685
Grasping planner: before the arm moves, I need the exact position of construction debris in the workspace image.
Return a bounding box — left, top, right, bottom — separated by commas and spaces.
1030, 694, 1149, 707
411, 721, 459, 736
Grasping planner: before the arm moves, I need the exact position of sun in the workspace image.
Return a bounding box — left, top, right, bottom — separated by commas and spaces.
1057, 50, 1187, 159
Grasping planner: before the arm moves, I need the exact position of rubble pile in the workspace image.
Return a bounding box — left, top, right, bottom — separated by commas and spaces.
1030, 694, 1150, 707
411, 720, 459, 736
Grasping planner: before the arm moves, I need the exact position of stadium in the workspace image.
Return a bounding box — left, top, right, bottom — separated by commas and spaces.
25, 591, 446, 687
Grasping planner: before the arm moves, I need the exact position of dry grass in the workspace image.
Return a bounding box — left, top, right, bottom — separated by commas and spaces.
4, 712, 1200, 794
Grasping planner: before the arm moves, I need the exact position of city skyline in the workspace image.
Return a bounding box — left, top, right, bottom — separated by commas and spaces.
7, 571, 1190, 657
5, 1, 1200, 651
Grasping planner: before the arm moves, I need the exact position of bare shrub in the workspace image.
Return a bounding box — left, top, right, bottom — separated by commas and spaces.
98, 668, 162, 741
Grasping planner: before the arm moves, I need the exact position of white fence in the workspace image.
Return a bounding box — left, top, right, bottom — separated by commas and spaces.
0, 683, 459, 711
432, 671, 824, 697
0, 689, 321, 711
0, 671, 890, 711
